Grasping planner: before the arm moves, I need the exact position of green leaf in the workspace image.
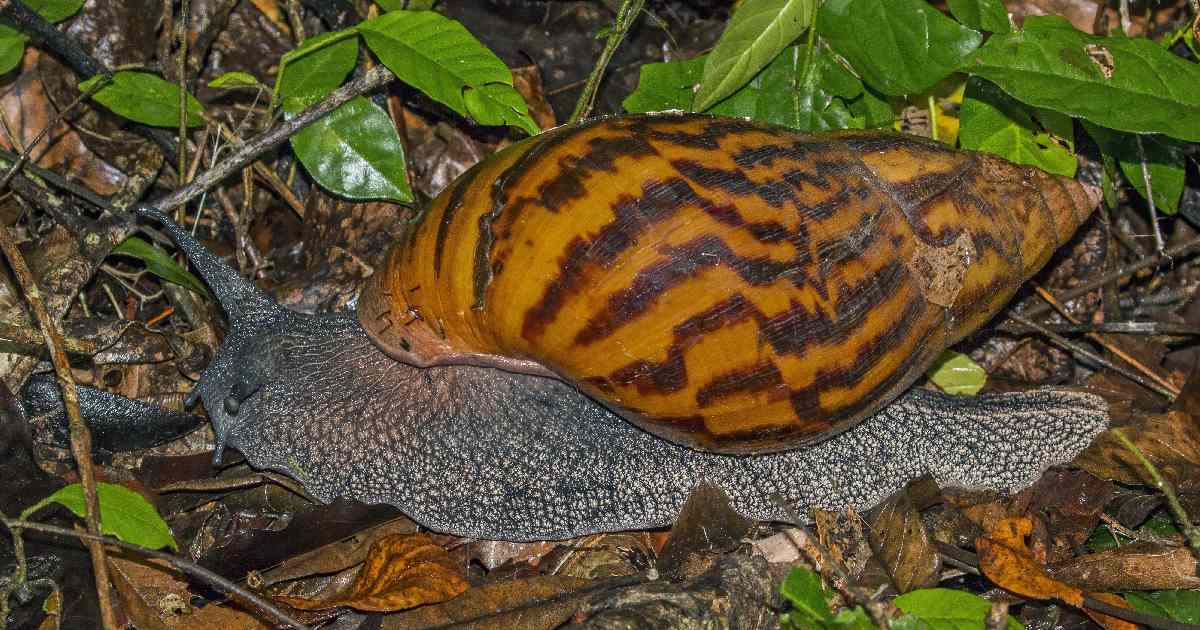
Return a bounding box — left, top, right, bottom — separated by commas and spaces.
926, 350, 987, 396
464, 83, 541, 136
359, 10, 538, 135
692, 0, 817, 112
896, 588, 1024, 629
113, 236, 210, 297
208, 71, 266, 90
780, 567, 833, 623
965, 15, 1200, 141
0, 24, 27, 75
23, 0, 84, 22
820, 0, 981, 96
1083, 122, 1186, 214
277, 31, 358, 114
623, 56, 706, 113
23, 482, 177, 551
78, 72, 205, 127
290, 96, 412, 202
1126, 590, 1200, 624
848, 86, 894, 128
959, 77, 1077, 177
947, 0, 1010, 33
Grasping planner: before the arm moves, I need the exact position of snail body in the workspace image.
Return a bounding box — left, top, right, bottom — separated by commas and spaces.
98, 113, 1104, 540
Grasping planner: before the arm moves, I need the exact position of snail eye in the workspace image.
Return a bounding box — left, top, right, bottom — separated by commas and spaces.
224, 395, 241, 415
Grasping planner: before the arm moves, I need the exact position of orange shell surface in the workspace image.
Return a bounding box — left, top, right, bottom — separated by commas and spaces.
358, 114, 1096, 453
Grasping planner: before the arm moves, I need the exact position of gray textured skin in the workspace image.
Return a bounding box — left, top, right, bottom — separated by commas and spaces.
21, 374, 201, 451
135, 207, 1109, 541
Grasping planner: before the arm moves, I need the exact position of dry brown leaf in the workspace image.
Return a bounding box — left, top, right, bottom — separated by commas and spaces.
978, 517, 1085, 606
380, 575, 596, 630
275, 533, 468, 612
1086, 593, 1138, 630
978, 517, 1139, 630
1050, 542, 1200, 591
657, 482, 752, 581
867, 490, 940, 592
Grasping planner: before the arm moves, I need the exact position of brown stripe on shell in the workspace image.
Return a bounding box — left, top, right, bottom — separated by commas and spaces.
520, 177, 698, 342
432, 162, 486, 275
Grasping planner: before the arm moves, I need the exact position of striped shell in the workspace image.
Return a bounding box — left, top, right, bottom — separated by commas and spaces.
358, 113, 1097, 453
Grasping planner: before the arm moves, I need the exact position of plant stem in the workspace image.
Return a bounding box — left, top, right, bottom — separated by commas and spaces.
569, 0, 646, 122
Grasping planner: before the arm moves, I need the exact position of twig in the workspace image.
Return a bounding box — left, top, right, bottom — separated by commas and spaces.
1134, 135, 1164, 255
1033, 285, 1179, 397
569, 0, 645, 122
0, 230, 116, 629
1, 519, 311, 630
0, 0, 178, 159
1082, 593, 1200, 630
1021, 235, 1200, 320
177, 0, 190, 188
150, 64, 395, 215
1110, 428, 1200, 553
1006, 313, 1177, 401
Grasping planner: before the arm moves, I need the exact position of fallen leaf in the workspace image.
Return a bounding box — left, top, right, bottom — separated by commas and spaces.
380, 575, 597, 630
867, 490, 940, 592
977, 517, 1084, 606
1051, 542, 1200, 591
978, 517, 1138, 630
276, 533, 468, 612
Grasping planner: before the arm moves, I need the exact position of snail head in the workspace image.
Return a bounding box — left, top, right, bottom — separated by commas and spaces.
136, 206, 289, 464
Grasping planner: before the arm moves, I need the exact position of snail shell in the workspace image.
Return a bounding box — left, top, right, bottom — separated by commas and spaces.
359, 113, 1097, 453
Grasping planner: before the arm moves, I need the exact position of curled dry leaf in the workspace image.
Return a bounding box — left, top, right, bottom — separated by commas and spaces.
977, 517, 1136, 630
275, 533, 468, 612
657, 482, 752, 581
379, 575, 596, 630
867, 489, 940, 593
1050, 541, 1200, 592
1075, 366, 1200, 491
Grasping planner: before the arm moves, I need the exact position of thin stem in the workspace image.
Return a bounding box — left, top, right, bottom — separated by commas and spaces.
569, 0, 645, 122
1110, 428, 1200, 553
151, 64, 395, 215
1134, 135, 1164, 255
1021, 235, 1200, 320
1007, 313, 1176, 400
0, 229, 117, 629
1, 519, 312, 630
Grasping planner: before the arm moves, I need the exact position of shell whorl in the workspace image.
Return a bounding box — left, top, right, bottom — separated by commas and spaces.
358, 113, 1097, 453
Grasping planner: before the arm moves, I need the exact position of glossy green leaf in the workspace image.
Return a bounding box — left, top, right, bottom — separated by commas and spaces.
959, 77, 1076, 177
780, 568, 833, 623
820, 0, 981, 96
112, 236, 209, 297
692, 0, 817, 111
1083, 122, 1186, 214
464, 83, 541, 136
359, 10, 537, 134
896, 588, 1024, 629
926, 350, 987, 396
0, 25, 26, 75
848, 86, 894, 128
277, 31, 358, 114
626, 46, 866, 132
947, 0, 1010, 33
78, 72, 205, 127
291, 96, 412, 202
23, 482, 177, 551
1126, 590, 1200, 624
965, 16, 1200, 141
23, 0, 84, 22
208, 71, 266, 90
623, 56, 706, 113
